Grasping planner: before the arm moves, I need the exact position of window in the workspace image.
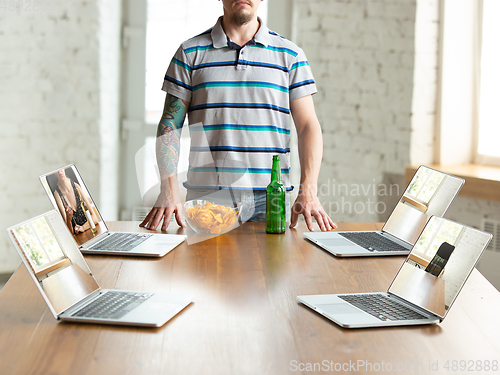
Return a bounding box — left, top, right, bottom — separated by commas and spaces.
476, 0, 500, 165
413, 219, 461, 260
13, 216, 66, 272
406, 168, 444, 206
438, 0, 500, 167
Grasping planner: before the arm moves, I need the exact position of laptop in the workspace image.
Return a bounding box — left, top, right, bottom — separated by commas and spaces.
298, 216, 492, 328
39, 164, 186, 257
304, 165, 464, 257
7, 210, 193, 327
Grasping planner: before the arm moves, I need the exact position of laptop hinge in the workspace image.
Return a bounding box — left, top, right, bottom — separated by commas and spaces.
380, 231, 413, 250
387, 292, 442, 320
80, 232, 110, 249
59, 289, 104, 318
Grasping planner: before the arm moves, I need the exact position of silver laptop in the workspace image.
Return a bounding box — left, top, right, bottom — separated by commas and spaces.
39, 164, 186, 257
7, 211, 193, 327
298, 216, 492, 328
304, 166, 464, 257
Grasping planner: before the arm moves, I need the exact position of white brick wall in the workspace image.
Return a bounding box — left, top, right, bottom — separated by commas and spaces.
292, 0, 417, 222
0, 0, 117, 273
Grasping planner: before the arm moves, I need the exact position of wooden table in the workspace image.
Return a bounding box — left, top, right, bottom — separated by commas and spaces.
1, 222, 499, 375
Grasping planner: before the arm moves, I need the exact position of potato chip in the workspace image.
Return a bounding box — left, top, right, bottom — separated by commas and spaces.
185, 201, 239, 234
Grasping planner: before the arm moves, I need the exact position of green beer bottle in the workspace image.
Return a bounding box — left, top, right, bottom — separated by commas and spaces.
266, 155, 286, 234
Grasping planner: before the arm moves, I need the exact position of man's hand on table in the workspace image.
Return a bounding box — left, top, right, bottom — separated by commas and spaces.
289, 185, 336, 232
139, 183, 185, 231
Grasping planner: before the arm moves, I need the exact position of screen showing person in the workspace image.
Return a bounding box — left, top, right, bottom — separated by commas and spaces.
41, 166, 104, 245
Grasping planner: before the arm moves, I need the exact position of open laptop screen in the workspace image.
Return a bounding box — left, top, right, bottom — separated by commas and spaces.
7, 211, 100, 317
389, 216, 491, 318
382, 166, 464, 245
39, 164, 108, 247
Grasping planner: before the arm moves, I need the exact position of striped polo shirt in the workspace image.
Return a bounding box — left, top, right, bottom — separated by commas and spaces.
162, 16, 317, 191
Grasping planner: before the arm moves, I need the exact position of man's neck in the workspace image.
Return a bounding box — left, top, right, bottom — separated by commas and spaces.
221, 15, 260, 47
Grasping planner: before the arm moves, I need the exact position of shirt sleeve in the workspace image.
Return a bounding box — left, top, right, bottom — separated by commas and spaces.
162, 45, 193, 103
288, 47, 317, 102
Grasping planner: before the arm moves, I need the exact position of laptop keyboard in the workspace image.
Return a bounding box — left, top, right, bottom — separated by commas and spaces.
339, 232, 408, 252
89, 233, 152, 251
338, 294, 428, 321
72, 291, 152, 320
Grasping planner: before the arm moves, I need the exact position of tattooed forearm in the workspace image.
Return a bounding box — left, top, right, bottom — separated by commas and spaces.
156, 94, 189, 178
157, 94, 188, 136
161, 94, 182, 121
157, 128, 181, 175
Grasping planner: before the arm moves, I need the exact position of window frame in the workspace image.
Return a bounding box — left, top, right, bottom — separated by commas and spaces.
473, 0, 500, 166
14, 220, 67, 274
437, 0, 500, 167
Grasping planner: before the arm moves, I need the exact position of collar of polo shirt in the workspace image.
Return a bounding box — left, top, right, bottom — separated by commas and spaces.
226, 35, 256, 50
211, 16, 270, 49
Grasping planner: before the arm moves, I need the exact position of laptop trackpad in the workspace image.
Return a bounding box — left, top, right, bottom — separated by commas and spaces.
320, 239, 357, 247
316, 303, 364, 315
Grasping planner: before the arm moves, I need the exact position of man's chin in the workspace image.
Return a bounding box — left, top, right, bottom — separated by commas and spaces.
231, 10, 254, 26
